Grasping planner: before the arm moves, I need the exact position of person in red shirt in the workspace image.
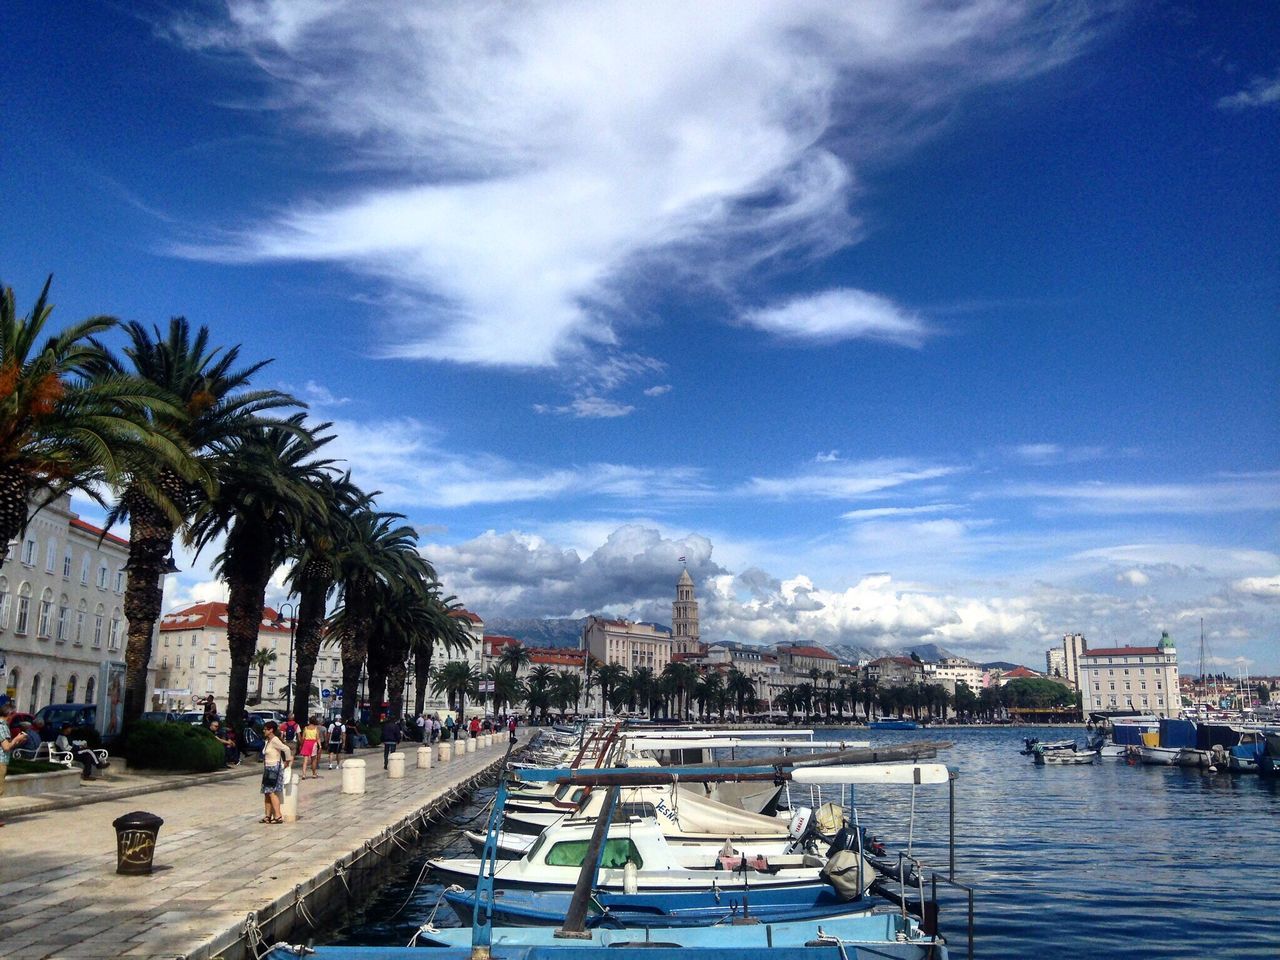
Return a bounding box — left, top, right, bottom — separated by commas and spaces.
468, 716, 481, 739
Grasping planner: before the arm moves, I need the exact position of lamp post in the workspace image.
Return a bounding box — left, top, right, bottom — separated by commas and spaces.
272, 601, 297, 718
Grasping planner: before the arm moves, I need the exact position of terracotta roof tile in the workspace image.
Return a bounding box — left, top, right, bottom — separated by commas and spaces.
69, 517, 129, 548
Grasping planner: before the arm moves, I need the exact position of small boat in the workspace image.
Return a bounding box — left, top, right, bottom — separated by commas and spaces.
1035, 750, 1097, 765
1022, 737, 1075, 756
869, 719, 917, 730
1137, 746, 1181, 765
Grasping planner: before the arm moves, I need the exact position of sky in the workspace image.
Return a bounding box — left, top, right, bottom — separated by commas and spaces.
2, 1, 1277, 672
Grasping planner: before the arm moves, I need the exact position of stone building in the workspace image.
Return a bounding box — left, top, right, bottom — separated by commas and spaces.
864, 655, 923, 688
672, 567, 701, 654
931, 655, 983, 692
583, 616, 674, 674
775, 643, 839, 676
0, 494, 157, 729
1079, 632, 1180, 718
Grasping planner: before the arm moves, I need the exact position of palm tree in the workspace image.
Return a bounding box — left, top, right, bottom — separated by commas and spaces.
499, 642, 532, 679
777, 685, 798, 721
795, 682, 814, 720
250, 647, 277, 702
553, 671, 582, 718
484, 664, 522, 716
822, 670, 836, 720
527, 665, 555, 722
834, 678, 848, 721
187, 416, 331, 731
431, 660, 478, 722
630, 666, 657, 719
662, 662, 697, 720
594, 663, 626, 714
103, 316, 299, 723
726, 668, 756, 717
410, 590, 471, 719
583, 655, 602, 717
694, 672, 722, 721
0, 278, 186, 568
860, 675, 878, 720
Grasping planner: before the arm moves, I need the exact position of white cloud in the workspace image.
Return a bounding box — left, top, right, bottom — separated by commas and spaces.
1231, 575, 1280, 601
841, 503, 959, 521
742, 458, 958, 500
814, 450, 842, 463
1116, 568, 1150, 587
740, 288, 928, 347
643, 384, 672, 397
1217, 69, 1280, 111
167, 1, 1102, 368
1005, 473, 1280, 514
533, 396, 635, 419
1010, 443, 1106, 465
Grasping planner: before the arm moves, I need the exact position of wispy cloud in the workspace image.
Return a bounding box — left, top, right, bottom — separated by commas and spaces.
1005, 473, 1280, 515
533, 396, 635, 419
1009, 442, 1107, 465
740, 288, 929, 347
1217, 68, 1280, 111
643, 384, 672, 398
165, 1, 1102, 368
741, 458, 959, 501
841, 503, 960, 521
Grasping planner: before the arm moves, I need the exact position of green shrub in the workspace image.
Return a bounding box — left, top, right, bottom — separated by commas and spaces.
121, 721, 224, 772
9, 758, 64, 775
359, 722, 382, 746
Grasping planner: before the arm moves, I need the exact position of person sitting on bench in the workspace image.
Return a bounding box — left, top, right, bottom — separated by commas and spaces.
55, 723, 104, 780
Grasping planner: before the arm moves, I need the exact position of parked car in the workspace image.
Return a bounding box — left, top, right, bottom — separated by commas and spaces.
35, 703, 97, 731
177, 711, 206, 726
247, 710, 284, 727
140, 711, 180, 723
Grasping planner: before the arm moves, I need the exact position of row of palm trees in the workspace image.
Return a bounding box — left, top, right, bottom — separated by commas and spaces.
1, 279, 473, 732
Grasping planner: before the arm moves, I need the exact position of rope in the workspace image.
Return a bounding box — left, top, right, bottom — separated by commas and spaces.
293, 885, 320, 930
334, 861, 353, 895
243, 911, 267, 960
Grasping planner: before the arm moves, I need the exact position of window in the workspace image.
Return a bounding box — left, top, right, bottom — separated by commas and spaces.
209, 636, 217, 649
205, 679, 214, 694
56, 602, 69, 641
31, 673, 42, 710
1109, 682, 1115, 691
1123, 669, 1129, 675
109, 614, 122, 651
1093, 683, 1100, 692
1124, 682, 1131, 692
45, 539, 57, 573
267, 678, 276, 694
208, 654, 216, 669
177, 635, 183, 648
1140, 681, 1147, 690
0, 577, 9, 629
162, 656, 169, 668
66, 675, 77, 703
93, 612, 104, 648
75, 603, 86, 645
189, 654, 195, 668
1156, 682, 1162, 691
63, 551, 73, 579
22, 538, 37, 565
16, 583, 32, 635
115, 570, 125, 593
97, 564, 109, 589
85, 676, 96, 704
80, 555, 91, 585
37, 589, 53, 638
164, 636, 170, 647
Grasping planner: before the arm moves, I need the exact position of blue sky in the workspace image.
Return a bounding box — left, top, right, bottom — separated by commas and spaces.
3, 2, 1277, 671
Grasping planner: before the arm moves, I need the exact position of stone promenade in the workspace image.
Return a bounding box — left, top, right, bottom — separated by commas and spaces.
0, 733, 527, 960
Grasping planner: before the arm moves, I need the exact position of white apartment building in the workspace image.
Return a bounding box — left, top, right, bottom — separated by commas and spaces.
931, 655, 984, 692
156, 601, 340, 715
0, 494, 157, 729
1079, 632, 1180, 718
1046, 647, 1067, 681
1063, 633, 1087, 688
583, 615, 674, 675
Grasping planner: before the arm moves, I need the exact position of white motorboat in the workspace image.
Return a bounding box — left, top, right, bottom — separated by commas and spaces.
1037, 750, 1097, 765
1137, 746, 1180, 765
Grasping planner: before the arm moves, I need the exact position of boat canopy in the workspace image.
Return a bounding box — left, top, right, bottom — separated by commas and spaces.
1159, 718, 1198, 749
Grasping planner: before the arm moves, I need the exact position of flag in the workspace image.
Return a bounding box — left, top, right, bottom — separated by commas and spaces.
678, 555, 687, 563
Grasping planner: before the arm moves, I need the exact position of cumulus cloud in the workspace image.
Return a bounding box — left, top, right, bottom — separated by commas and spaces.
643, 384, 672, 397
740, 288, 929, 347
1116, 568, 1150, 587
1231, 575, 1280, 601
166, 1, 1102, 368
742, 458, 958, 500
1217, 69, 1280, 111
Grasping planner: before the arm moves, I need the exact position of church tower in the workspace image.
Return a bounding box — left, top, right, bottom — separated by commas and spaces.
672, 568, 701, 655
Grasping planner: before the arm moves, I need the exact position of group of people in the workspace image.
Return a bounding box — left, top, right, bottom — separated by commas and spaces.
0, 702, 107, 802
411, 711, 519, 745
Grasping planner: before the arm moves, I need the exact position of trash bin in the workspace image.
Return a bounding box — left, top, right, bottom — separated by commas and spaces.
112, 811, 164, 875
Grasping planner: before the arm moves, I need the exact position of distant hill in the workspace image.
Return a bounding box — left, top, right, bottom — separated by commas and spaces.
904, 642, 954, 662
484, 617, 586, 649
980, 660, 1021, 671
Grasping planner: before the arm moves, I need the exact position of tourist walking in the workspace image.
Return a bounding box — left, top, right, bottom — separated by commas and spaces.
380, 714, 401, 769
430, 714, 441, 744
508, 715, 518, 744
415, 712, 426, 742
468, 715, 481, 739
259, 720, 292, 823
0, 703, 30, 823
281, 713, 300, 746
326, 717, 345, 769
444, 714, 455, 741
299, 716, 322, 778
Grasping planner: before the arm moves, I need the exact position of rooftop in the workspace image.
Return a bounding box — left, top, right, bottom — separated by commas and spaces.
69, 517, 129, 548
779, 644, 837, 660
1081, 646, 1164, 658
161, 601, 293, 633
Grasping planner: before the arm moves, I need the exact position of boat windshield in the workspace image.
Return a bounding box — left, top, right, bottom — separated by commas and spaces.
545, 838, 644, 870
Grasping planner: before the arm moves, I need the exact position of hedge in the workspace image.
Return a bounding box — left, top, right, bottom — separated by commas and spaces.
120, 720, 225, 772
9, 758, 64, 775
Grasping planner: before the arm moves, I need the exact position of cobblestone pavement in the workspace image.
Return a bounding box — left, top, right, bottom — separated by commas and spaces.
0, 735, 524, 960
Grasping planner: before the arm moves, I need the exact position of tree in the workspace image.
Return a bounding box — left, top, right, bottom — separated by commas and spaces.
104, 316, 298, 724
553, 671, 582, 718
186, 415, 331, 731
484, 664, 522, 716
500, 642, 532, 679
726, 668, 756, 717
630, 666, 657, 718
662, 661, 697, 719
594, 663, 626, 713
860, 675, 878, 720
954, 681, 978, 718
0, 278, 187, 567
1258, 683, 1271, 705
795, 682, 814, 720
409, 590, 471, 719
250, 647, 277, 703
822, 670, 836, 719
527, 665, 556, 722
583, 655, 602, 717
431, 661, 478, 721
777, 685, 798, 721
694, 672, 722, 720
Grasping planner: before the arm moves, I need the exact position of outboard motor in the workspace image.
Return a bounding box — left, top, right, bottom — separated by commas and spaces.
783, 806, 814, 854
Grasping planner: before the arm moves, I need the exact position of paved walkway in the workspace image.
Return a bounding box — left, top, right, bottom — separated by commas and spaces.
0, 735, 526, 960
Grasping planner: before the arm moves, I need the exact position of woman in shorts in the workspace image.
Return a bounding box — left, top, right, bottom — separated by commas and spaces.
326, 718, 345, 769
298, 716, 322, 778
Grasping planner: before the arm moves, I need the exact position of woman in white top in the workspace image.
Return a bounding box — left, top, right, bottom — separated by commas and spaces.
259, 721, 293, 823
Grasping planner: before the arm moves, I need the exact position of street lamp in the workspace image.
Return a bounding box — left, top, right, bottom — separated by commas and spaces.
272, 601, 297, 718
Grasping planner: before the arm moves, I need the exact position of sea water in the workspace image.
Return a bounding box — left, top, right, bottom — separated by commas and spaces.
335, 725, 1280, 959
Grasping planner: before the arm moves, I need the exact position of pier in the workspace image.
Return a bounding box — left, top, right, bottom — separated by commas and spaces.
0, 733, 530, 960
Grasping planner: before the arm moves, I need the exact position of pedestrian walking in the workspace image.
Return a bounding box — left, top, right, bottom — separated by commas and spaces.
299, 716, 323, 778
507, 714, 517, 744
444, 714, 455, 741
326, 717, 345, 769
430, 714, 441, 744
259, 720, 292, 823
380, 714, 401, 769
415, 712, 426, 742
281, 713, 300, 746
0, 703, 30, 824
468, 715, 481, 739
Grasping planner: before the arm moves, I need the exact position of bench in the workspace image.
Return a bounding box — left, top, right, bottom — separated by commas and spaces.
13, 740, 109, 770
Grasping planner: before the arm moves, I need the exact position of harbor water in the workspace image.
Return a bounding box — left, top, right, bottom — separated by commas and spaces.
334, 726, 1280, 959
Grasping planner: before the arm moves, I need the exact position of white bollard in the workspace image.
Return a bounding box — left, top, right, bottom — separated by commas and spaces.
341, 758, 366, 794
438, 741, 452, 763
416, 746, 433, 770
282, 767, 299, 822
466, 736, 476, 754
387, 751, 406, 779
482, 733, 492, 749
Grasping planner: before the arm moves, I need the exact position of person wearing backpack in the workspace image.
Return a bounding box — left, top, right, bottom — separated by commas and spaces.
326, 718, 345, 770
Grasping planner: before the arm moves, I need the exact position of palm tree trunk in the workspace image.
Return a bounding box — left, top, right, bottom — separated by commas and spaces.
367, 665, 388, 717
0, 467, 31, 568
413, 640, 433, 718
339, 618, 370, 720
121, 493, 176, 723
291, 574, 329, 722
224, 575, 269, 732
387, 658, 407, 719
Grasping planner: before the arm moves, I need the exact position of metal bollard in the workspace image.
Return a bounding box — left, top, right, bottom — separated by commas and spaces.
438, 741, 452, 763
466, 736, 476, 753
387, 752, 406, 779
417, 746, 433, 770
341, 758, 366, 794
282, 767, 299, 821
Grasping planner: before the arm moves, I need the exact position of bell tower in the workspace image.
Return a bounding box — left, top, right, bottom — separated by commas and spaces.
672, 568, 700, 654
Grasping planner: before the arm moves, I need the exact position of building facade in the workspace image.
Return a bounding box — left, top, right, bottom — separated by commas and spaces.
672, 567, 701, 654
1046, 647, 1067, 681
864, 655, 924, 688
1079, 632, 1180, 718
1, 495, 157, 723
776, 644, 839, 677
931, 655, 984, 692
1062, 633, 1087, 688
583, 616, 674, 675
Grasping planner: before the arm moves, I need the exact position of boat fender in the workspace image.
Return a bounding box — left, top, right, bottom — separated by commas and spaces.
623, 859, 639, 895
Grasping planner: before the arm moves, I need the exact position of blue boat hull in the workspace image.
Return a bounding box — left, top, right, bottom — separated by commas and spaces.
444, 885, 858, 928
265, 945, 944, 960
870, 720, 918, 730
